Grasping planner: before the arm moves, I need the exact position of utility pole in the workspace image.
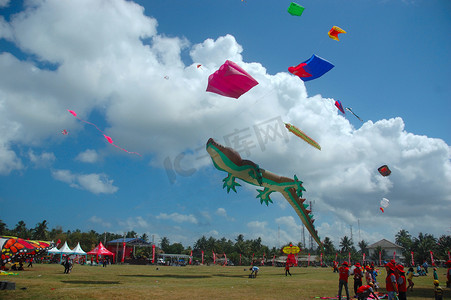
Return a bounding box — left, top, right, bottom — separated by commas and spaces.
350, 225, 353, 243
302, 225, 305, 249
358, 219, 361, 241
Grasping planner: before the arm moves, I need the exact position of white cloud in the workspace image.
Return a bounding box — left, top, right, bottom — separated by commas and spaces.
89, 216, 112, 228
156, 212, 199, 224
75, 149, 99, 163
28, 150, 55, 167
0, 0, 10, 8
118, 216, 149, 231
51, 169, 118, 194
0, 141, 23, 175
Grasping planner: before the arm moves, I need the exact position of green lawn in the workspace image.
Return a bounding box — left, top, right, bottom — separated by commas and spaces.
0, 264, 448, 299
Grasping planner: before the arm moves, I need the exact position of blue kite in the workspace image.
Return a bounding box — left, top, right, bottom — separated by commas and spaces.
288, 55, 334, 81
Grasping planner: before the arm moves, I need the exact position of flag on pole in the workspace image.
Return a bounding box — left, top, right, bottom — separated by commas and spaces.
430, 251, 435, 266
201, 250, 204, 265
152, 244, 155, 264
213, 251, 216, 264
189, 251, 193, 265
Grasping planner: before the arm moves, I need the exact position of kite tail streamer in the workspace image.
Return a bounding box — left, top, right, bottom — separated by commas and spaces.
68, 109, 141, 156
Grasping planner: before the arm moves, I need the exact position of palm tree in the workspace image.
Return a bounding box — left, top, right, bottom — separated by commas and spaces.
32, 220, 48, 240
339, 236, 353, 253
358, 240, 368, 254
412, 232, 437, 263
323, 237, 335, 255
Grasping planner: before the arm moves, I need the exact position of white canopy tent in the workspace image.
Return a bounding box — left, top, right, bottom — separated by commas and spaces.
72, 242, 87, 256
47, 246, 61, 254
58, 241, 74, 263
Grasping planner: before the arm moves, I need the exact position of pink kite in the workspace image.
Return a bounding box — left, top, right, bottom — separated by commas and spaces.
206, 60, 259, 99
61, 129, 68, 135
68, 109, 141, 156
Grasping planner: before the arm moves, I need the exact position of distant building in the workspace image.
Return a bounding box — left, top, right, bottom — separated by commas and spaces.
367, 239, 404, 264
106, 238, 151, 263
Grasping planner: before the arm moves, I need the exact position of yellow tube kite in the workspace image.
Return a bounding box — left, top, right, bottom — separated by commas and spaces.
285, 123, 321, 150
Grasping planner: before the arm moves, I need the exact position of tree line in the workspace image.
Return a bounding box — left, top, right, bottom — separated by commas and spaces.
1, 220, 449, 265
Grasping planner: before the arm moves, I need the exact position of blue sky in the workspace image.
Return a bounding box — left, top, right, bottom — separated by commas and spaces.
0, 0, 450, 249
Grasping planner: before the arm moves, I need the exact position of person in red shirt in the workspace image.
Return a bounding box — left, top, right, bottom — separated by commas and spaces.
356, 282, 378, 300
338, 261, 350, 300
353, 262, 363, 296
385, 262, 399, 300
396, 264, 407, 300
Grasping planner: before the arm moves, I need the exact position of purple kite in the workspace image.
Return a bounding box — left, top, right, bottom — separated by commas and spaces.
206, 60, 259, 99
288, 55, 334, 81
68, 109, 141, 156
335, 100, 345, 114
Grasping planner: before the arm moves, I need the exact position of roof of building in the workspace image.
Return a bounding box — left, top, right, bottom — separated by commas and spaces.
107, 238, 151, 245
367, 239, 404, 249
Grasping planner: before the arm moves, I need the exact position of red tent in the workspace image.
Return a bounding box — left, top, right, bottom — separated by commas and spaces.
87, 242, 115, 262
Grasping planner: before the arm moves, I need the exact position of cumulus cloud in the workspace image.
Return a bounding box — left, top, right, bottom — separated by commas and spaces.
156, 212, 199, 224
51, 169, 118, 194
28, 150, 55, 167
75, 149, 99, 163
89, 216, 112, 228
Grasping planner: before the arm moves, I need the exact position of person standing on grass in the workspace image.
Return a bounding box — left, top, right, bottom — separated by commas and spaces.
396, 264, 407, 300
385, 262, 399, 300
353, 262, 363, 296
285, 263, 292, 276
338, 261, 350, 300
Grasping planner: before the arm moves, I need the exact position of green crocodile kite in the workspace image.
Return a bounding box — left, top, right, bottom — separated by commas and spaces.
206, 138, 323, 250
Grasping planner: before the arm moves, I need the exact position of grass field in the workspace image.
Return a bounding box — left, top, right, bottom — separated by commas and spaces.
0, 264, 448, 299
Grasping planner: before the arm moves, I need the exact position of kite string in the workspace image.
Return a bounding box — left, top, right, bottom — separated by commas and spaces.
69, 110, 142, 156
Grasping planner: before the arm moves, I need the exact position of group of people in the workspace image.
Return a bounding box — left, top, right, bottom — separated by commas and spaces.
337, 260, 408, 300
337, 259, 451, 300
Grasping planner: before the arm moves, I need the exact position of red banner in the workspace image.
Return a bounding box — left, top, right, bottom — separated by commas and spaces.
239, 253, 241, 265
189, 251, 193, 265
362, 253, 366, 265
121, 242, 126, 263
152, 244, 155, 264
430, 251, 435, 266
411, 251, 414, 266
213, 251, 216, 264
201, 251, 204, 265
224, 253, 227, 266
